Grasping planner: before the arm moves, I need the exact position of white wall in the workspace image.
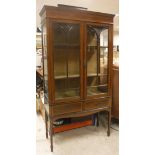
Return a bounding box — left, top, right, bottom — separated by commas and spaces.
114, 31, 119, 46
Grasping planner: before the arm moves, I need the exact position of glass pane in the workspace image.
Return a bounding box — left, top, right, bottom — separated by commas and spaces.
53, 22, 80, 99
42, 25, 48, 102
87, 25, 108, 96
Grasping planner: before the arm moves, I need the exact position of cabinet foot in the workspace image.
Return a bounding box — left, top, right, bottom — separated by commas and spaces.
50, 120, 53, 152
45, 112, 48, 139
50, 145, 53, 152
96, 113, 99, 127
107, 110, 111, 136
107, 130, 110, 136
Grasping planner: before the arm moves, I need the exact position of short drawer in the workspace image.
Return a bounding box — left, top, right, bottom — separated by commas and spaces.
85, 98, 111, 110
52, 102, 82, 115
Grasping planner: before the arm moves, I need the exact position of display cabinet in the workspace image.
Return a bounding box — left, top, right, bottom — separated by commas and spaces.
40, 5, 114, 152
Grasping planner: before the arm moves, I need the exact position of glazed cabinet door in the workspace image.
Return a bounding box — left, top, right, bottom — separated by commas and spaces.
42, 23, 49, 104
85, 24, 111, 98
52, 21, 82, 101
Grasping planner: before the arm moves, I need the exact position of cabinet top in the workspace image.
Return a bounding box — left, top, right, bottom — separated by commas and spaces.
39, 5, 115, 24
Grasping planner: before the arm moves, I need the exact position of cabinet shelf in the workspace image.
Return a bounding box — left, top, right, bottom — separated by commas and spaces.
55, 74, 80, 79
54, 44, 80, 49
87, 84, 108, 88
54, 74, 107, 79
88, 45, 108, 48
54, 74, 108, 79
87, 73, 107, 77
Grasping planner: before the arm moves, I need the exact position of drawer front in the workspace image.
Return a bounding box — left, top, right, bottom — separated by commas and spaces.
85, 98, 111, 110
52, 102, 82, 115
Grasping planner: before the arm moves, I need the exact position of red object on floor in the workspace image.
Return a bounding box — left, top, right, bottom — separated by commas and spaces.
53, 120, 93, 133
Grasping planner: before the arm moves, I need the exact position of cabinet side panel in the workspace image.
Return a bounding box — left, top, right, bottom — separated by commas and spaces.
108, 25, 113, 97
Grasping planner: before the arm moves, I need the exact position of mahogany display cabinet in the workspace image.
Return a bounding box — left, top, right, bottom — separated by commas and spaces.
39, 5, 114, 152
